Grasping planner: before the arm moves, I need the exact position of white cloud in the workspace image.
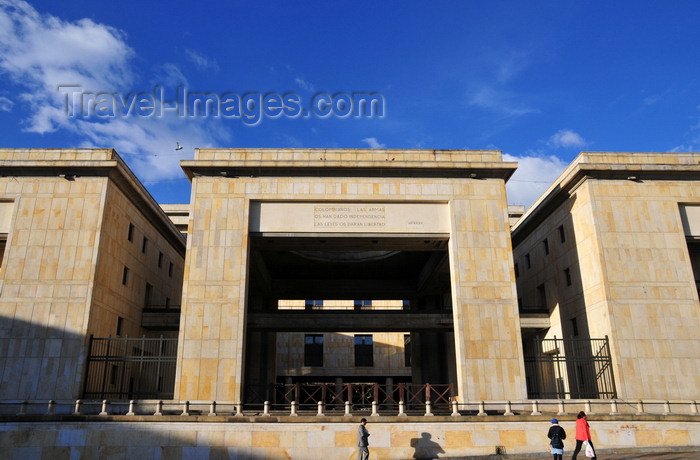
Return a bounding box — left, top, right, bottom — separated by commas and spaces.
468, 86, 537, 117
361, 137, 386, 149
0, 95, 13, 111
503, 153, 568, 208
294, 77, 316, 92
184, 48, 219, 71
547, 129, 588, 149
0, 0, 228, 182
0, 0, 133, 132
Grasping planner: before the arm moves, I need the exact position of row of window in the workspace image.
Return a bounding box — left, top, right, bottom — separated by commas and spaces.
514, 224, 566, 278
518, 267, 573, 311
127, 222, 175, 277
303, 334, 412, 367
121, 266, 172, 309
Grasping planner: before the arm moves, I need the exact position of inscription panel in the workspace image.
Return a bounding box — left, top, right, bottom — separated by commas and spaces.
250, 202, 449, 233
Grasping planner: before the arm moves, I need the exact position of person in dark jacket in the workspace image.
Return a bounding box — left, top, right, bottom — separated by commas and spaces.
547, 418, 566, 460
357, 418, 370, 460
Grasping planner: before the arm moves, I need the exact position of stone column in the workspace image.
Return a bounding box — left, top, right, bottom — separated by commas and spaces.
448, 184, 527, 401
174, 180, 249, 402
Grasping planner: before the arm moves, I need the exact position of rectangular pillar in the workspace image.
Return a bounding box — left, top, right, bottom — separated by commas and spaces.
448, 184, 527, 401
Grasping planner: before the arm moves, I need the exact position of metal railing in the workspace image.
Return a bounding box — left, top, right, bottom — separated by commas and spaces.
523, 336, 616, 399
82, 335, 178, 400
244, 382, 454, 413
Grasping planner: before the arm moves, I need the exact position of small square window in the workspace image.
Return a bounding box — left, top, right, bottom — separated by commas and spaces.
142, 237, 148, 254
158, 252, 163, 268
571, 317, 579, 336
543, 238, 549, 255
168, 262, 174, 277
127, 223, 134, 242
122, 266, 130, 285
564, 267, 572, 286
525, 253, 531, 269
558, 225, 566, 243
116, 316, 124, 336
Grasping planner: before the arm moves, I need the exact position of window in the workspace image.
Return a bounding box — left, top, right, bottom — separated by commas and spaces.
144, 283, 153, 308
354, 335, 374, 367
122, 267, 130, 285
571, 317, 579, 336
127, 223, 134, 242
142, 237, 148, 254
514, 263, 519, 278
526, 253, 531, 269
158, 251, 163, 268
404, 334, 411, 367
354, 300, 372, 310
0, 234, 7, 270
558, 225, 566, 243
168, 262, 174, 277
305, 299, 323, 310
543, 238, 549, 255
304, 334, 324, 367
537, 283, 547, 309
564, 268, 572, 286
116, 316, 124, 336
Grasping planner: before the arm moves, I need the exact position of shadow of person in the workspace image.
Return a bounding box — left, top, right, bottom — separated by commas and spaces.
410, 432, 445, 459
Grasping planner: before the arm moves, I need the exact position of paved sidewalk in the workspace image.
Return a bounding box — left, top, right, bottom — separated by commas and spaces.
453, 447, 700, 459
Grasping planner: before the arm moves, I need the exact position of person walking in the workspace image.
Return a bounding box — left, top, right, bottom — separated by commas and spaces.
358, 417, 370, 460
547, 418, 566, 460
571, 411, 597, 460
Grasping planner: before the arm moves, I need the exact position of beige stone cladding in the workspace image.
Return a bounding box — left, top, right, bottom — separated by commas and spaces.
0, 419, 698, 459
89, 181, 185, 340
512, 151, 700, 400
277, 332, 411, 379
276, 300, 409, 379
177, 148, 525, 402
0, 149, 185, 400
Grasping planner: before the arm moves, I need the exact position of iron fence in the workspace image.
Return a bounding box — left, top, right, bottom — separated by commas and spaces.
523, 336, 616, 399
244, 382, 454, 413
82, 335, 178, 400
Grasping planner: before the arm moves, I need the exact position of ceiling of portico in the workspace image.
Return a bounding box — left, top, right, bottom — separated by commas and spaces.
248, 235, 451, 301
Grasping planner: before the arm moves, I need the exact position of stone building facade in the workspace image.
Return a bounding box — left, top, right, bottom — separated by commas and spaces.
0, 149, 185, 400
0, 148, 698, 407
511, 152, 700, 401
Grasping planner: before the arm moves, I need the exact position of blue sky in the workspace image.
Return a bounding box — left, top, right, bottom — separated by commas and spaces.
0, 1, 698, 207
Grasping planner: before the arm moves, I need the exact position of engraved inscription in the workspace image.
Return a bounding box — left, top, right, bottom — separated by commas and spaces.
314, 205, 386, 228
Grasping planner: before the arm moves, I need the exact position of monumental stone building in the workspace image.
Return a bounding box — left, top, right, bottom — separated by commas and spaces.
512, 152, 700, 402
0, 149, 185, 401
0, 147, 698, 408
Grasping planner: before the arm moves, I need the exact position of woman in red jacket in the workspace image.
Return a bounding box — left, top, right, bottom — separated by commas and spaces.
571, 411, 597, 459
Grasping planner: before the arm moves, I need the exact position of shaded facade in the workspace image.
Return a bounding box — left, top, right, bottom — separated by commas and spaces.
0, 149, 185, 400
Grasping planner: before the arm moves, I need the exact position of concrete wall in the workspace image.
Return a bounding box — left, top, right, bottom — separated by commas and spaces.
0, 417, 698, 459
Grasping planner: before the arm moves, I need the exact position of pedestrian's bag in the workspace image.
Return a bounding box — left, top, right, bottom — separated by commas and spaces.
584, 440, 595, 457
